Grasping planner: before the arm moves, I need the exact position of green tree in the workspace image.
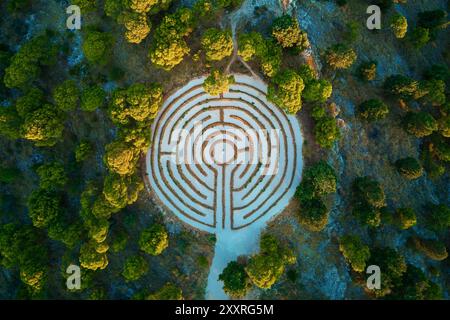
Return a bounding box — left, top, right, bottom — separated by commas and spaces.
395, 157, 423, 180
357, 99, 389, 121
296, 161, 337, 202
119, 11, 151, 44
81, 85, 105, 111
268, 69, 304, 114
353, 204, 381, 228
149, 8, 195, 70
15, 88, 44, 117
21, 105, 64, 146
201, 28, 233, 62
147, 283, 183, 300
390, 13, 408, 39
237, 32, 262, 62
79, 242, 108, 270
302, 79, 332, 103
219, 261, 251, 298
150, 39, 190, 70
104, 140, 139, 175
297, 198, 329, 232
395, 207, 417, 229
139, 224, 169, 256
109, 83, 163, 124
245, 234, 296, 289
324, 44, 357, 70
82, 31, 114, 65
4, 35, 56, 89
122, 255, 149, 281
27, 189, 61, 228
271, 15, 309, 52
36, 162, 68, 189
203, 70, 235, 96
313, 116, 341, 148
402, 111, 437, 137
103, 173, 143, 209
339, 235, 370, 272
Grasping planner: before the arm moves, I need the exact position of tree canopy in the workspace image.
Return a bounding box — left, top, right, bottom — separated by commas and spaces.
201, 28, 233, 62
139, 224, 169, 256
268, 69, 304, 114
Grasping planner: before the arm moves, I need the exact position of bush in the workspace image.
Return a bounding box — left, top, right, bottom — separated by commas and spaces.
81, 85, 105, 112
122, 255, 149, 281
396, 264, 442, 300
139, 224, 169, 256
219, 261, 251, 298
357, 61, 377, 81
36, 162, 68, 189
390, 13, 408, 39
357, 99, 389, 121
339, 235, 370, 272
82, 31, 114, 65
268, 69, 304, 114
203, 70, 235, 96
271, 15, 309, 52
201, 28, 233, 61
402, 112, 437, 137
313, 116, 341, 148
396, 208, 417, 229
430, 135, 450, 162
298, 198, 329, 232
324, 44, 357, 70
395, 157, 423, 180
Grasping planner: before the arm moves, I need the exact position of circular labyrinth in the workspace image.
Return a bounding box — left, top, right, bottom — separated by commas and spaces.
146, 75, 303, 234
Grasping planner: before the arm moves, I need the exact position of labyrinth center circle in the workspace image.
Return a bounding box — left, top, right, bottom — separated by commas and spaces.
146, 75, 303, 234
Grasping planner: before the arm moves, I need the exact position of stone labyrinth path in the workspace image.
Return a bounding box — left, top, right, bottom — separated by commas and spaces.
146, 75, 303, 234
